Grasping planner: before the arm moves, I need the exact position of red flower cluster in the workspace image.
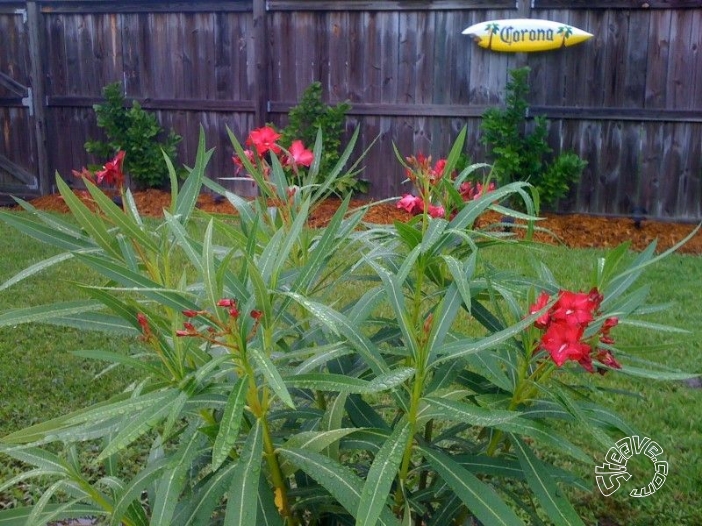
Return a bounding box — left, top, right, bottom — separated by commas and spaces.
460, 180, 496, 201
233, 126, 314, 176
529, 288, 621, 373
396, 194, 445, 218
397, 152, 496, 219
96, 150, 126, 187
72, 150, 126, 189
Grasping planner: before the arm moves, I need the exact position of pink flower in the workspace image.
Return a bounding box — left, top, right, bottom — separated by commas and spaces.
429, 159, 447, 184
232, 149, 256, 173
176, 322, 199, 337
246, 126, 282, 156
284, 140, 314, 169
529, 286, 620, 373
397, 194, 424, 215
72, 167, 95, 184
529, 291, 552, 329
460, 180, 497, 201
600, 316, 619, 345
428, 204, 445, 218
550, 290, 597, 327
137, 313, 150, 336
540, 321, 591, 367
95, 151, 126, 188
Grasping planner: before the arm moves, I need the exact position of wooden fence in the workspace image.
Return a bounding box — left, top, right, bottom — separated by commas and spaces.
1, 0, 701, 219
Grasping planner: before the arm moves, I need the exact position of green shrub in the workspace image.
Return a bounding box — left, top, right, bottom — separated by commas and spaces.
481, 67, 586, 208
85, 82, 182, 189
279, 82, 366, 195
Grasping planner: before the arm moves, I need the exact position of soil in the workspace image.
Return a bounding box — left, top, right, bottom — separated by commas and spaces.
14, 189, 702, 255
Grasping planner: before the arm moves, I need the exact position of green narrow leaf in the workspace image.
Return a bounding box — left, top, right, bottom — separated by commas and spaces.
173, 462, 237, 525
283, 373, 371, 393
431, 309, 543, 368
212, 376, 248, 471
285, 369, 414, 395
426, 283, 462, 361
293, 343, 354, 374
280, 428, 357, 477
63, 389, 176, 427
510, 436, 586, 525
51, 312, 139, 335
201, 220, 222, 315
110, 457, 170, 525
367, 260, 419, 361
83, 179, 158, 251
98, 391, 180, 461
441, 253, 475, 313
0, 252, 74, 292
286, 292, 389, 375
293, 195, 351, 293
423, 397, 522, 427
174, 127, 212, 223
617, 364, 699, 381
323, 391, 349, 460
249, 346, 295, 408
357, 421, 411, 526
421, 446, 523, 526
0, 447, 68, 475
151, 426, 205, 526
0, 300, 102, 328
256, 478, 284, 526
495, 420, 591, 464
55, 176, 120, 258
0, 503, 105, 526
74, 253, 200, 312
277, 447, 401, 526
420, 217, 448, 254
243, 255, 273, 329
0, 209, 92, 252
224, 419, 264, 526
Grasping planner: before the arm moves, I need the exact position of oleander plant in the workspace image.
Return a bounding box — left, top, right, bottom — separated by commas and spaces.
0, 126, 694, 525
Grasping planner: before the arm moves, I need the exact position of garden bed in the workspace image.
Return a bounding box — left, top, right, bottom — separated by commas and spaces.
19, 190, 702, 255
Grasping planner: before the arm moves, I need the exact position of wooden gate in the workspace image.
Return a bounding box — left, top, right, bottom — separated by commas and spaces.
0, 2, 48, 204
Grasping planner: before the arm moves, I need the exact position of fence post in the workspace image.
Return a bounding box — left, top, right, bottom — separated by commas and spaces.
253, 0, 269, 126
26, 0, 50, 195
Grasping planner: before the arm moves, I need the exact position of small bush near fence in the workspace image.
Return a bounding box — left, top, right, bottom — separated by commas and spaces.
481, 67, 586, 209
85, 82, 182, 189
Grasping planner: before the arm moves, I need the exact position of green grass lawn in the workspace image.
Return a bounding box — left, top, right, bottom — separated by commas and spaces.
0, 217, 700, 524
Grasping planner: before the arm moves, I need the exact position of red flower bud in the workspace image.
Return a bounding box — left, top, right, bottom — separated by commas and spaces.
182, 309, 199, 318
217, 298, 236, 308
137, 312, 150, 332
250, 309, 263, 320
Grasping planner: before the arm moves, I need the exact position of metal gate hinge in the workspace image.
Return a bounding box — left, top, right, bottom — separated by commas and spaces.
14, 8, 27, 24
22, 87, 34, 116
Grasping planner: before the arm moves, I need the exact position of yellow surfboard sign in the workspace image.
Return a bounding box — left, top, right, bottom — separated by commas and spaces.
462, 19, 593, 53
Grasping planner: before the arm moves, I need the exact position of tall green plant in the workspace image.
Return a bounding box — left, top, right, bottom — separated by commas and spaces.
85, 82, 182, 189
0, 127, 696, 525
481, 67, 586, 208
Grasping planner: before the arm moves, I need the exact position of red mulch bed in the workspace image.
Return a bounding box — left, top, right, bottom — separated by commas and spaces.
16, 190, 702, 255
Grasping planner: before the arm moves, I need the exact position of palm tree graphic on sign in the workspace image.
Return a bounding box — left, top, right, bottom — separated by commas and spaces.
557, 25, 574, 47
485, 22, 500, 49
